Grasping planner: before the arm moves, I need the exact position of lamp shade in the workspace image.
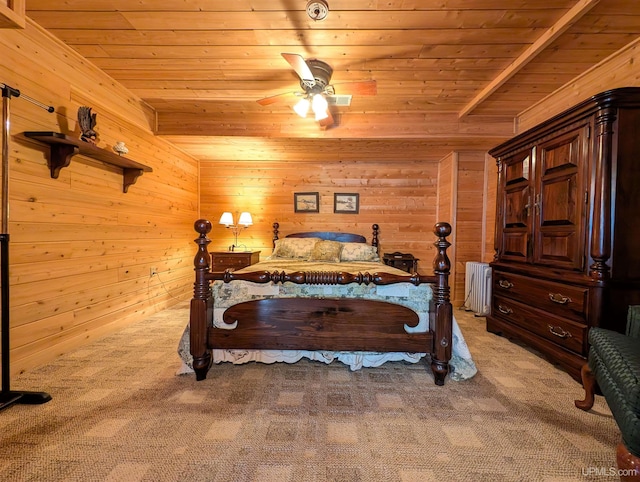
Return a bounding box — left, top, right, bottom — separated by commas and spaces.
314, 109, 329, 121
293, 98, 310, 118
311, 93, 329, 121
238, 212, 253, 226
312, 93, 328, 112
219, 212, 234, 226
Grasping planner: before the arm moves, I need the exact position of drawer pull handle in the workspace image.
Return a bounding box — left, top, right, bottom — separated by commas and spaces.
548, 324, 572, 339
548, 293, 572, 305
498, 280, 513, 289
497, 305, 513, 315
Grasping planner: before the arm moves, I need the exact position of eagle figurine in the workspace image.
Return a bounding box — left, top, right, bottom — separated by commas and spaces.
77, 106, 97, 144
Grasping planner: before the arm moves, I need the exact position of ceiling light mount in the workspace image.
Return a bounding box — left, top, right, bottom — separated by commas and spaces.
306, 0, 329, 21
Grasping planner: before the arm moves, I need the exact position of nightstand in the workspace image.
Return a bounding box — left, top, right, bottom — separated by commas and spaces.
210, 251, 260, 271
383, 252, 419, 273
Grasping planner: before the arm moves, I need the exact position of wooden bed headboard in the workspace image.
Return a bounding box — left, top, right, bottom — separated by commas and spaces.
272, 222, 379, 248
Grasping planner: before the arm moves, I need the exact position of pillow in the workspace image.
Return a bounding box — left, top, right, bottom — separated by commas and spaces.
271, 237, 320, 259
340, 242, 380, 262
309, 240, 343, 263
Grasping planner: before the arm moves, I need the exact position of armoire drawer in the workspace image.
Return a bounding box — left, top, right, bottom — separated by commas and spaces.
492, 271, 588, 323
493, 295, 587, 355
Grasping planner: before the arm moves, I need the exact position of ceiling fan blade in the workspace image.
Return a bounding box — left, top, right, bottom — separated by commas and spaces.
282, 53, 315, 83
331, 80, 377, 96
256, 91, 298, 106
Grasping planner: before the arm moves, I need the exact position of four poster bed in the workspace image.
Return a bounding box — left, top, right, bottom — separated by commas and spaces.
180, 219, 476, 386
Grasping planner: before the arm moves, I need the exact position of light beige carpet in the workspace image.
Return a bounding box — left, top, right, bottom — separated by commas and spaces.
0, 303, 619, 481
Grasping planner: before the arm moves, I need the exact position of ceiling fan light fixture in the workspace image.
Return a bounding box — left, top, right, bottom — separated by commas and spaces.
293, 97, 310, 118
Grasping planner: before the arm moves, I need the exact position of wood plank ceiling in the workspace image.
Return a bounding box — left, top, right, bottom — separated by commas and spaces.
26, 0, 640, 162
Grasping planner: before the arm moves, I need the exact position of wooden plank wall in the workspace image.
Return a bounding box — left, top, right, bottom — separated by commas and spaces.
436, 152, 456, 298
1, 20, 198, 375
436, 152, 488, 306
454, 152, 488, 306
200, 159, 441, 264
200, 153, 488, 305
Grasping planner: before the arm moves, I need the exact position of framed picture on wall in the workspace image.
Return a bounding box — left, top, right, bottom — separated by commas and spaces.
334, 193, 359, 214
294, 192, 320, 213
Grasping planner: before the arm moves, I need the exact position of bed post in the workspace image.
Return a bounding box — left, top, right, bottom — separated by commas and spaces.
431, 222, 452, 386
273, 222, 279, 249
190, 219, 213, 381
371, 224, 379, 253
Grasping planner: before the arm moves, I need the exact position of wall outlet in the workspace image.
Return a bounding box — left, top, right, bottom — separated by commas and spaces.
150, 267, 158, 277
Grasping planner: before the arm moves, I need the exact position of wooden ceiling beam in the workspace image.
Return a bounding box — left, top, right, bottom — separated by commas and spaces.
459, 0, 601, 118
156, 111, 515, 139
160, 135, 510, 162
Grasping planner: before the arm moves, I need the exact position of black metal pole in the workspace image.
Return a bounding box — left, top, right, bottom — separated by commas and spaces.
1, 234, 12, 394
0, 83, 52, 410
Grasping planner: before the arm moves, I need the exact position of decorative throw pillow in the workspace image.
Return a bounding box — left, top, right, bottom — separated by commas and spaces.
271, 237, 320, 259
309, 240, 343, 263
340, 242, 380, 262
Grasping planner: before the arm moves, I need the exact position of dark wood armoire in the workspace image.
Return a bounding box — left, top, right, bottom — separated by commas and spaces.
487, 88, 640, 381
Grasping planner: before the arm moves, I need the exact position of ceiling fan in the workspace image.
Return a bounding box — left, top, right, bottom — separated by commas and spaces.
257, 53, 377, 128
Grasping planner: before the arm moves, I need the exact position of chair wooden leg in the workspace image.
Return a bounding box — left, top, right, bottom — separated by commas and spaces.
616, 442, 640, 480
575, 363, 597, 411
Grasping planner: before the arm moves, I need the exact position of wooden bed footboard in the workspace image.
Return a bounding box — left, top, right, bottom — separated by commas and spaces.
189, 219, 452, 385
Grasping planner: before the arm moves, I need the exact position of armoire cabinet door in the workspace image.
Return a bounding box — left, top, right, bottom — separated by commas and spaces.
499, 149, 533, 262
533, 125, 589, 270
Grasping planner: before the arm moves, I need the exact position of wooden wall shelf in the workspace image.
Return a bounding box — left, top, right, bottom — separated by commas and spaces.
23, 132, 152, 193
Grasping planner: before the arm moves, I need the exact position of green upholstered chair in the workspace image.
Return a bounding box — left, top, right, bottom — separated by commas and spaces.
576, 308, 640, 480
